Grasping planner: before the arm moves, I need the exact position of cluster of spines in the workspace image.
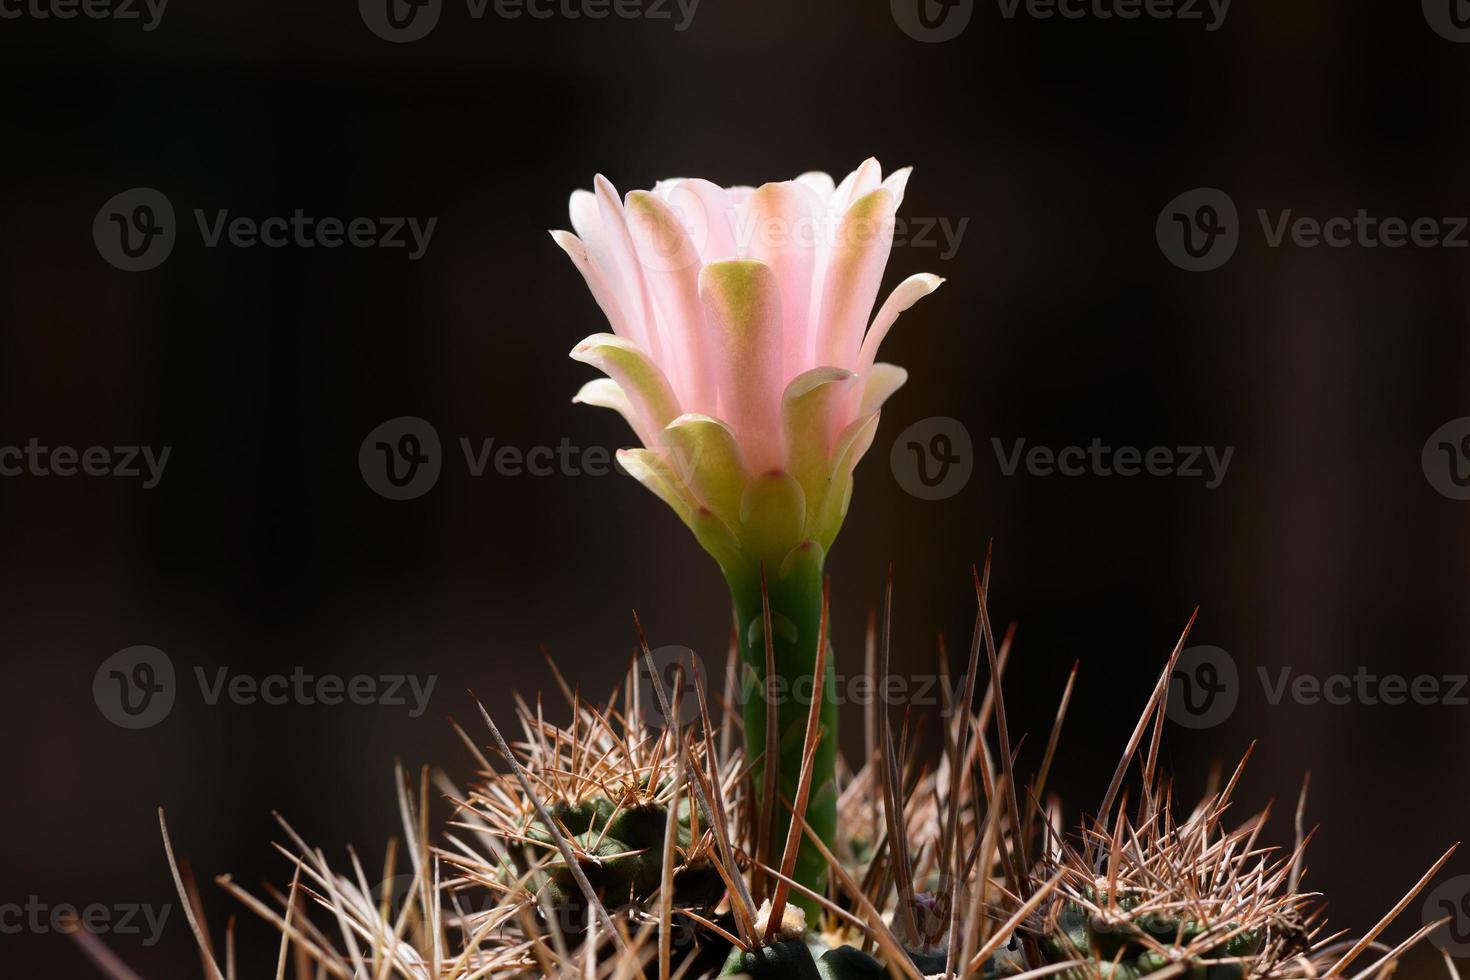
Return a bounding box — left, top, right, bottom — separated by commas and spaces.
137, 563, 1460, 980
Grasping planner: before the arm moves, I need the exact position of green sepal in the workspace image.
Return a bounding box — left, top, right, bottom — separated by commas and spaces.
738, 471, 807, 565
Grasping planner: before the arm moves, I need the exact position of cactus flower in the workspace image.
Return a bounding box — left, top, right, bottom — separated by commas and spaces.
556, 159, 943, 913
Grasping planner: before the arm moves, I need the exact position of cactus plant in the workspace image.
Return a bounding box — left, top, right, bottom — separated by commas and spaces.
129, 163, 1458, 980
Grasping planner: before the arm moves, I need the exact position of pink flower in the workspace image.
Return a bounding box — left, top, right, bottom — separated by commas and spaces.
556, 159, 943, 574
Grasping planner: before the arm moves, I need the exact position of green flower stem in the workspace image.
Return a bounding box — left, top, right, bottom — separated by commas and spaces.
726, 542, 837, 920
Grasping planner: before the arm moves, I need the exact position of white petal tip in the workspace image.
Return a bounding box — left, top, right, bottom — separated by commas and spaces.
666, 412, 723, 429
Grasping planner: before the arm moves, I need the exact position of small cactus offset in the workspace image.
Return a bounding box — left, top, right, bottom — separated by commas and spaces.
154, 563, 1459, 980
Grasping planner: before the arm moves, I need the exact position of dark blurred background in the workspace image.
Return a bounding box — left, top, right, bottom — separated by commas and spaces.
3, 0, 1470, 975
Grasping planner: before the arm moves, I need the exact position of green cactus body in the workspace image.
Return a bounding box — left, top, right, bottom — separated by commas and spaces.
719, 939, 823, 980
523, 790, 735, 935
543, 833, 629, 895
671, 859, 726, 907
1043, 902, 1090, 960
906, 947, 953, 975
550, 797, 616, 835
1042, 898, 1261, 980
816, 945, 887, 980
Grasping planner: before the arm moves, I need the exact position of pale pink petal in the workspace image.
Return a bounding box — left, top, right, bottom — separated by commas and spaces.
743, 181, 822, 386
795, 170, 835, 203
572, 378, 655, 448
699, 259, 784, 472
831, 410, 882, 476
593, 175, 665, 366
617, 448, 695, 525
550, 230, 636, 344
780, 367, 859, 525
569, 189, 609, 265
568, 187, 651, 355
856, 273, 945, 378
623, 190, 715, 414
813, 188, 897, 371
669, 178, 740, 267
569, 333, 682, 442
859, 363, 908, 417
881, 166, 912, 209
831, 158, 883, 215
814, 411, 881, 548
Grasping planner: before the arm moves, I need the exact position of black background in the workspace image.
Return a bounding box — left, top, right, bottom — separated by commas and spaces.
3, 0, 1470, 975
